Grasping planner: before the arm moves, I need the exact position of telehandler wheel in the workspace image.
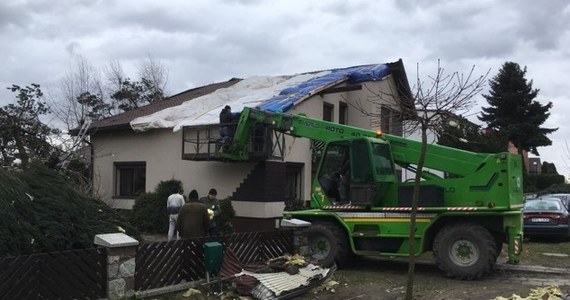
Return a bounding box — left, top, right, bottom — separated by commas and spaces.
304, 221, 350, 267
433, 223, 498, 280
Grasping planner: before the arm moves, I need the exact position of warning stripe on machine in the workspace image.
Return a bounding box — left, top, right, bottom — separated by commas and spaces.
336, 212, 437, 223
447, 207, 478, 211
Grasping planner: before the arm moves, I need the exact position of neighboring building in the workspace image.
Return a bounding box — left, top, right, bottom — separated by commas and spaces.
528, 157, 541, 175
401, 110, 464, 181
73, 60, 412, 231
508, 142, 530, 173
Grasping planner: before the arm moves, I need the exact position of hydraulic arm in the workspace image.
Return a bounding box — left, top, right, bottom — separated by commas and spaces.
222, 107, 499, 177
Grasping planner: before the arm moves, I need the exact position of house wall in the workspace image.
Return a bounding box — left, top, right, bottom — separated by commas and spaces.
91, 129, 255, 209
91, 75, 404, 223
401, 124, 441, 181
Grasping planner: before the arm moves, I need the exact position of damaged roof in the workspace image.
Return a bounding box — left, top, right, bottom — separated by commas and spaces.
71, 78, 241, 135
74, 59, 411, 135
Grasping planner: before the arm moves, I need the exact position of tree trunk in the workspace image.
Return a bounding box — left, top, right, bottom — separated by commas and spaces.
405, 124, 428, 300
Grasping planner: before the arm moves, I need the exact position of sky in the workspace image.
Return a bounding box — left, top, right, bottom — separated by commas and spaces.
1, 0, 569, 175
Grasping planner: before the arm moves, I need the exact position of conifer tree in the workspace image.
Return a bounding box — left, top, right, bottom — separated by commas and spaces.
436, 114, 508, 154
0, 84, 61, 168
479, 62, 557, 155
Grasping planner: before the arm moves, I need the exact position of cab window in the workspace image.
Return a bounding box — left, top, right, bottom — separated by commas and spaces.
372, 143, 394, 176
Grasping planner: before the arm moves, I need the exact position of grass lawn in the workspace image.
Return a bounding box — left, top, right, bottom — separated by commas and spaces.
516, 238, 570, 268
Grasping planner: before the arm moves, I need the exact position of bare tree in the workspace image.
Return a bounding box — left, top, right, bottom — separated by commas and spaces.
52, 55, 104, 131
137, 54, 169, 96
50, 55, 115, 170
104, 58, 127, 94
351, 60, 488, 300
105, 56, 169, 112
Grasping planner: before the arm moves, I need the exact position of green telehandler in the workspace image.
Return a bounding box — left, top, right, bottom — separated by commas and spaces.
220, 107, 524, 279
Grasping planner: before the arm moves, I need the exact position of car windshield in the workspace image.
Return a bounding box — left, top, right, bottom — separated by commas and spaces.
543, 194, 567, 201
524, 199, 561, 211
542, 194, 569, 207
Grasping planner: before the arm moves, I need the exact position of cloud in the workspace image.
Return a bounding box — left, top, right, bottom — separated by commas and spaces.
1, 0, 569, 173
512, 0, 570, 50
0, 1, 30, 31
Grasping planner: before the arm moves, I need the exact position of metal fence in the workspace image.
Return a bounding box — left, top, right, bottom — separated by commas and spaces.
0, 248, 107, 300
135, 229, 294, 291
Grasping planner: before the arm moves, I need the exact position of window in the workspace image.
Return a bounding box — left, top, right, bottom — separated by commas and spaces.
285, 163, 303, 201
351, 140, 374, 183
339, 102, 348, 124
323, 103, 334, 122
391, 113, 403, 136
115, 162, 146, 198
318, 143, 349, 178
318, 143, 349, 198
381, 106, 391, 133
371, 143, 394, 176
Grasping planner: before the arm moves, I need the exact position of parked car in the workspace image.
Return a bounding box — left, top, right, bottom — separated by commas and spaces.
523, 197, 570, 239
541, 193, 570, 210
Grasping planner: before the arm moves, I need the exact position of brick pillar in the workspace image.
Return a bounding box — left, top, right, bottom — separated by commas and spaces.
94, 233, 140, 300
280, 218, 311, 256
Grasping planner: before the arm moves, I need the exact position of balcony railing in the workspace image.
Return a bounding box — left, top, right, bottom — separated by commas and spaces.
181, 123, 285, 161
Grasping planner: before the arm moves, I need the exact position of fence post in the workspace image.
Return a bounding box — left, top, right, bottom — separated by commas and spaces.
280, 218, 311, 256
94, 233, 140, 300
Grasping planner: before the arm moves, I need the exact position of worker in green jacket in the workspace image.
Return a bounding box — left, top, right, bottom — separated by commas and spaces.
200, 188, 221, 236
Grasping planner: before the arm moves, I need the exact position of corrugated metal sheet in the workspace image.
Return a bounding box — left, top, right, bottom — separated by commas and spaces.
237, 264, 331, 297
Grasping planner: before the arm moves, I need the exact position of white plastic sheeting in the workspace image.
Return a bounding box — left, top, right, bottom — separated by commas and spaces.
130, 71, 330, 132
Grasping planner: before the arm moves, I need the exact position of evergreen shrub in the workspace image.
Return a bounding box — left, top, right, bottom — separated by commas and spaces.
217, 198, 236, 235
0, 165, 140, 256
131, 179, 183, 234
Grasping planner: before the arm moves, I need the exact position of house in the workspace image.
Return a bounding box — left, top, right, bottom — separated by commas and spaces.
75, 60, 412, 231
508, 142, 531, 173
528, 157, 541, 175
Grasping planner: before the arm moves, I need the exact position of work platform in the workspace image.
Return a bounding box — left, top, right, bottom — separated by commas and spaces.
181, 122, 285, 162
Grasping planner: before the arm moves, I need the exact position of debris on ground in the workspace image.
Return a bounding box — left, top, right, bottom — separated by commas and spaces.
312, 279, 340, 294
220, 249, 335, 300
541, 253, 569, 257
182, 288, 202, 298
493, 285, 569, 300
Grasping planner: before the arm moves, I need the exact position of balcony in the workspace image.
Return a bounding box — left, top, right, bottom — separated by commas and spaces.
181, 123, 285, 161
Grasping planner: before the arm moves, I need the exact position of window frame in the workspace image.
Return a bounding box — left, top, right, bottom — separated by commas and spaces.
285, 163, 304, 202
114, 161, 147, 198
380, 106, 391, 133
339, 102, 348, 124
323, 102, 334, 122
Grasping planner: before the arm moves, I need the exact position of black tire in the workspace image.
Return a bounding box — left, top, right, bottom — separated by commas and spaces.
494, 236, 504, 257
304, 221, 350, 267
495, 241, 504, 257
433, 223, 498, 280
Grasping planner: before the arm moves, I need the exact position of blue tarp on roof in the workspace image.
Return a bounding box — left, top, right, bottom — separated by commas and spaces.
258, 64, 390, 113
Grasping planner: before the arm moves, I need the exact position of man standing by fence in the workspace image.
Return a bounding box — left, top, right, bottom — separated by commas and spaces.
167, 188, 185, 241
200, 188, 221, 236
176, 190, 209, 238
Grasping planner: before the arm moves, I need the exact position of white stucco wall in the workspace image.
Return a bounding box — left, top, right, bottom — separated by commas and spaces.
92, 129, 255, 209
